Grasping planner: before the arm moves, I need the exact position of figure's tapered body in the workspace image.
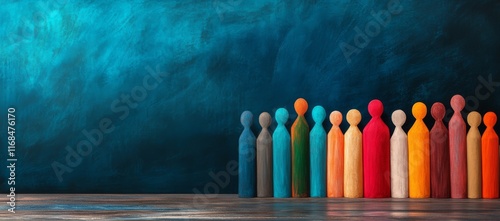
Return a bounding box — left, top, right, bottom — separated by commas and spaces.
273, 108, 291, 198
292, 98, 310, 197
239, 111, 256, 198
391, 110, 408, 198
467, 111, 482, 199
310, 106, 326, 197
408, 102, 430, 198
344, 109, 363, 198
430, 103, 450, 198
449, 95, 467, 198
327, 111, 344, 198
257, 112, 273, 197
363, 100, 391, 198
482, 112, 499, 199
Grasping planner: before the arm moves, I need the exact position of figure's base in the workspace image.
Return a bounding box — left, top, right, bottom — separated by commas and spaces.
4, 194, 500, 220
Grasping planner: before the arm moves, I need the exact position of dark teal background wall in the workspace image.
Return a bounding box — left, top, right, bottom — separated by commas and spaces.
1, 0, 499, 193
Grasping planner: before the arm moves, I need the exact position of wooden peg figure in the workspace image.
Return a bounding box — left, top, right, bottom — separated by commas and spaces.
327, 111, 344, 198
292, 98, 310, 197
344, 109, 363, 198
363, 99, 391, 198
239, 111, 256, 198
310, 106, 327, 197
467, 111, 482, 199
449, 95, 467, 198
391, 110, 408, 198
408, 102, 430, 198
257, 112, 273, 197
273, 108, 291, 198
430, 102, 451, 198
482, 112, 499, 199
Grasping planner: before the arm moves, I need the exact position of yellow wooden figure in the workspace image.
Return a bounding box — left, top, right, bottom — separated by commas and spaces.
466, 111, 482, 199
344, 109, 363, 198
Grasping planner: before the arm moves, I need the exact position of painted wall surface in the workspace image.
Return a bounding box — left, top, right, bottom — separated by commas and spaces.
1, 0, 499, 193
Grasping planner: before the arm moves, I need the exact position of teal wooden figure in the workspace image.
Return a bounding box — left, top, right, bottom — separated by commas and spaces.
273, 108, 291, 198
239, 111, 256, 198
310, 105, 327, 197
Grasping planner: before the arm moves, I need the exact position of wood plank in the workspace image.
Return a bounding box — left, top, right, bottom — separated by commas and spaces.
5, 194, 500, 220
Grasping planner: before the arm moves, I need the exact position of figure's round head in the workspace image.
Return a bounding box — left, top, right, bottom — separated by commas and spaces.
259, 112, 272, 128
412, 102, 427, 120
368, 99, 384, 118
312, 105, 326, 123
391, 109, 406, 127
275, 108, 289, 125
450, 94, 465, 112
431, 102, 445, 121
329, 111, 342, 126
294, 98, 308, 116
240, 111, 253, 127
484, 112, 497, 128
467, 111, 482, 127
346, 109, 361, 126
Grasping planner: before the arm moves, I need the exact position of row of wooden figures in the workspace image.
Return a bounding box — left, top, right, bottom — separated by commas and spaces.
239, 95, 499, 199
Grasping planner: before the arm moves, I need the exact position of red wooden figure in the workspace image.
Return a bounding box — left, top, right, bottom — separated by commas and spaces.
449, 95, 467, 198
363, 99, 391, 198
429, 102, 450, 198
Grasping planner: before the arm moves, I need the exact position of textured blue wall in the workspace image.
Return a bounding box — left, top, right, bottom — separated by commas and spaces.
1, 0, 499, 193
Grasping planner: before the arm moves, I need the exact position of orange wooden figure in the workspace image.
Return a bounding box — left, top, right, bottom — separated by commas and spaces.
327, 111, 344, 198
408, 102, 430, 198
482, 112, 499, 199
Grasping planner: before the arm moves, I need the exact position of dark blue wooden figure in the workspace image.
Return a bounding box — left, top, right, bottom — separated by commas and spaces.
239, 111, 256, 198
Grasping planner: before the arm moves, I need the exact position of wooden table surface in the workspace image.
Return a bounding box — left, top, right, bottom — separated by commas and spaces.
2, 194, 500, 220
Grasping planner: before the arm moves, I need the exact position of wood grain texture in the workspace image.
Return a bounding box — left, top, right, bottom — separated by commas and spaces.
344, 109, 363, 198
310, 106, 327, 197
291, 98, 310, 197
363, 99, 391, 198
449, 95, 467, 198
239, 111, 256, 198
11, 194, 500, 220
257, 112, 273, 197
408, 102, 430, 198
273, 108, 291, 198
327, 111, 344, 198
430, 102, 451, 198
391, 110, 408, 198
482, 112, 499, 199
466, 111, 482, 199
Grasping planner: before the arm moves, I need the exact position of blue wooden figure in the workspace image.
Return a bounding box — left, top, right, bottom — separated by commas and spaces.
239, 111, 256, 198
310, 105, 327, 197
273, 108, 291, 198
